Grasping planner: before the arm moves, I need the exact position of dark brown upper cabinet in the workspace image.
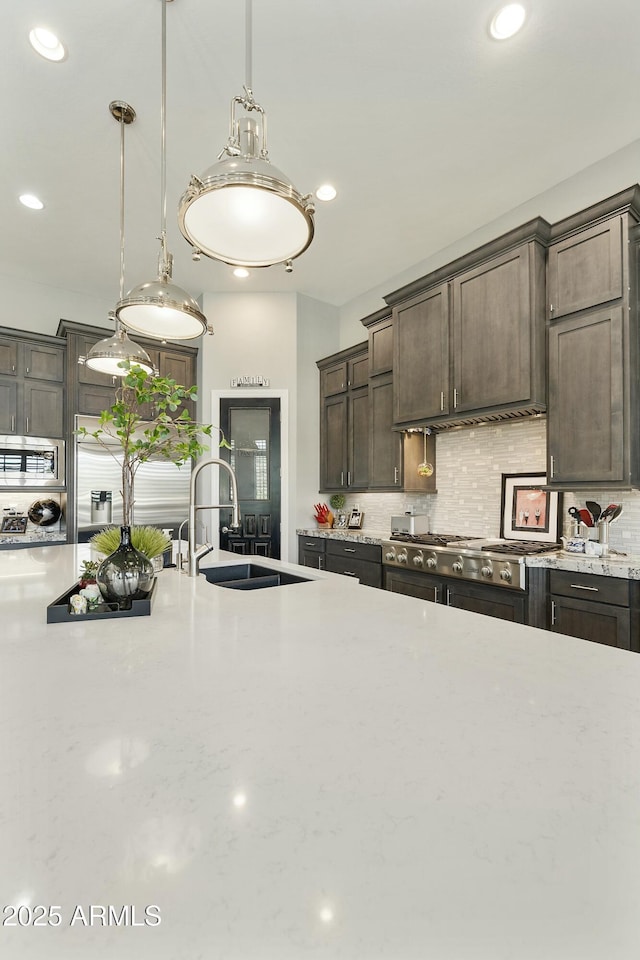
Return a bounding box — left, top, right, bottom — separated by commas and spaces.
317, 343, 369, 492
0, 332, 65, 437
386, 219, 549, 430
546, 187, 640, 489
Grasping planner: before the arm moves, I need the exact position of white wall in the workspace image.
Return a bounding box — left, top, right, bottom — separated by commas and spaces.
338, 137, 640, 342
198, 291, 339, 559
0, 273, 112, 335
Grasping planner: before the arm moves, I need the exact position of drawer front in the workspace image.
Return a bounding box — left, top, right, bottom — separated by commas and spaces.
298, 536, 325, 555
326, 539, 382, 563
325, 555, 381, 588
549, 569, 629, 606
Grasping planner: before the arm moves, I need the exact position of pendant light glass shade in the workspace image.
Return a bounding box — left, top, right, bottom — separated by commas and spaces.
178, 0, 314, 268
85, 101, 154, 378
86, 313, 154, 377
116, 0, 207, 342
116, 252, 207, 340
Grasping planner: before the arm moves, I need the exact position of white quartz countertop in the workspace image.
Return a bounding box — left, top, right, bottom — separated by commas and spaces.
2, 544, 640, 959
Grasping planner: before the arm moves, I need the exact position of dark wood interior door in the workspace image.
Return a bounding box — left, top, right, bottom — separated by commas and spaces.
219, 397, 281, 559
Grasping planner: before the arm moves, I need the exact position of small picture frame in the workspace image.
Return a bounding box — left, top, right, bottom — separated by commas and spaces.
347, 509, 364, 530
500, 473, 562, 543
334, 513, 348, 529
1, 515, 28, 534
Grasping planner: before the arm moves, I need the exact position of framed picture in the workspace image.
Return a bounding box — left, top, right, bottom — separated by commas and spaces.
347, 509, 364, 530
500, 473, 562, 543
334, 513, 348, 529
1, 515, 27, 534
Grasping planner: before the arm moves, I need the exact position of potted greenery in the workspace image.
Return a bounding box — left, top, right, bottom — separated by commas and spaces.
76, 363, 228, 532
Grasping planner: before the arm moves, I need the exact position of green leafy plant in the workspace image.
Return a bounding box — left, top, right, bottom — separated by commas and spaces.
76, 362, 229, 527
91, 525, 171, 560
79, 559, 100, 586
329, 493, 346, 511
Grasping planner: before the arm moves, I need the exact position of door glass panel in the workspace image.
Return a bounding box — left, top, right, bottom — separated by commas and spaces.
229, 408, 270, 501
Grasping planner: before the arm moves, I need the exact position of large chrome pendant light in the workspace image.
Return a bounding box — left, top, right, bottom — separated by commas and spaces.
177, 0, 315, 269
116, 0, 207, 341
85, 102, 154, 377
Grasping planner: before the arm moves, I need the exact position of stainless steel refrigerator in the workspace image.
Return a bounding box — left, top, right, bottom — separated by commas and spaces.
74, 415, 192, 537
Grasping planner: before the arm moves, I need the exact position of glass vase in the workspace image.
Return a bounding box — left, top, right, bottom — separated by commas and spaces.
96, 525, 155, 610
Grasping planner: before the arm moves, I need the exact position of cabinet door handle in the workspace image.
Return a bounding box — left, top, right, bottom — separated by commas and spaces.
341, 471, 344, 486
550, 454, 555, 479
569, 583, 599, 592
12, 364, 16, 372
453, 388, 458, 409
431, 587, 439, 602
344, 547, 356, 553
445, 587, 451, 606
549, 303, 554, 316
347, 471, 351, 486
25, 367, 30, 374
440, 391, 444, 411
551, 600, 557, 625
394, 466, 399, 484
319, 558, 324, 570
11, 415, 15, 431
25, 417, 29, 433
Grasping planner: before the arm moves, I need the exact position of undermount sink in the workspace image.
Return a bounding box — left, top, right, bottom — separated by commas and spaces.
200, 563, 311, 590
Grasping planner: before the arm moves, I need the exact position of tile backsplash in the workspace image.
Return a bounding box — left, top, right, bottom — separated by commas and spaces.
338, 417, 640, 556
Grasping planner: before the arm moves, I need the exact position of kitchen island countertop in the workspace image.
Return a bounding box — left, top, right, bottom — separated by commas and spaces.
1, 543, 639, 959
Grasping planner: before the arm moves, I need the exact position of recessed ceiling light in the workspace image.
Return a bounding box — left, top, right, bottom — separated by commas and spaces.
28, 27, 67, 62
315, 184, 337, 202
19, 194, 44, 210
233, 267, 250, 278
489, 4, 526, 40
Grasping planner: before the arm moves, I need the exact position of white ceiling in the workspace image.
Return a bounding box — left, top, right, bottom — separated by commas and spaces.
2, 0, 640, 313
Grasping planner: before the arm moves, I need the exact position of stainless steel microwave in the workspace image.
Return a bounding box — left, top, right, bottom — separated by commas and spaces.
0, 436, 65, 487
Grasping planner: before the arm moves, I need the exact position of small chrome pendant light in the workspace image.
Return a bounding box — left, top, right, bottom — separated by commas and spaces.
178, 0, 315, 269
116, 0, 207, 341
85, 102, 154, 377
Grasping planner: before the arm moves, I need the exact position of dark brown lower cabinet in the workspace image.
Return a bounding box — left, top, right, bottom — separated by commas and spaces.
445, 581, 526, 623
299, 536, 325, 570
548, 570, 639, 651
325, 539, 382, 588
383, 566, 546, 626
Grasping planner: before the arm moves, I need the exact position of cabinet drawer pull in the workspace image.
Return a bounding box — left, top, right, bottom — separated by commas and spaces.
343, 570, 357, 577
343, 547, 356, 553
304, 542, 317, 547
569, 583, 599, 592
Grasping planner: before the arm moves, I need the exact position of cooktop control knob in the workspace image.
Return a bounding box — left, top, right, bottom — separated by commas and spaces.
397, 550, 408, 565
452, 558, 463, 574
500, 567, 512, 582
413, 551, 424, 567
385, 550, 396, 562
426, 554, 437, 569
481, 565, 493, 579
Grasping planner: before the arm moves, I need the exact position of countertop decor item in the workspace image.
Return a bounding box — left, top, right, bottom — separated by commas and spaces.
27, 498, 61, 527
329, 493, 346, 513
91, 525, 170, 562
47, 577, 157, 623
96, 525, 154, 610
0, 516, 27, 534
75, 365, 229, 528
313, 502, 332, 527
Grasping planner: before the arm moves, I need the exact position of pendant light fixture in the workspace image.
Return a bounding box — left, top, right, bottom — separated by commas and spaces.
177, 0, 315, 269
116, 0, 207, 341
85, 102, 154, 377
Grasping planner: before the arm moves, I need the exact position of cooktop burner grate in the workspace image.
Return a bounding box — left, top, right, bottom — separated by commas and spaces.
389, 533, 473, 546
481, 541, 560, 555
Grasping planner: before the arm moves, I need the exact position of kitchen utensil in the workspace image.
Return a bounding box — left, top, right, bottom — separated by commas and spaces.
578, 508, 593, 527
417, 428, 434, 478
610, 504, 623, 522
585, 500, 601, 523
568, 506, 581, 522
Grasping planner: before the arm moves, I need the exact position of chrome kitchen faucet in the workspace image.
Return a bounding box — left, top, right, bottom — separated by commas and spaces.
187, 459, 241, 577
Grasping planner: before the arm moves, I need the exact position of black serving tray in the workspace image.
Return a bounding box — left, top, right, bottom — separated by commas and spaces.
47, 579, 157, 624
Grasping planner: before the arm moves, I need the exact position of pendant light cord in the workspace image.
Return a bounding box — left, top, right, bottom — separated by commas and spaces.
119, 113, 126, 306
245, 0, 253, 93
160, 0, 168, 265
